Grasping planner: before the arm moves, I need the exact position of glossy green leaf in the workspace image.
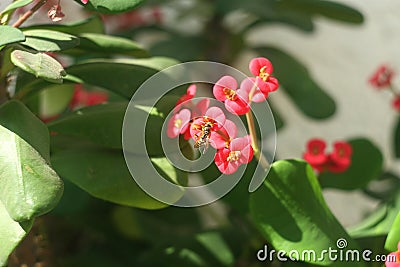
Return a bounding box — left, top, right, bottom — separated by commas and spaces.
76, 33, 147, 57
39, 84, 75, 119
385, 211, 400, 252
0, 124, 63, 221
1, 0, 33, 15
51, 146, 186, 210
0, 201, 33, 267
254, 46, 336, 119
250, 159, 362, 266
66, 57, 178, 98
0, 100, 50, 162
395, 116, 400, 158
319, 139, 383, 190
278, 0, 364, 24
22, 16, 104, 35
76, 0, 144, 14
48, 103, 126, 149
349, 191, 400, 238
0, 26, 25, 47
10, 50, 66, 83
21, 29, 80, 52
196, 232, 234, 266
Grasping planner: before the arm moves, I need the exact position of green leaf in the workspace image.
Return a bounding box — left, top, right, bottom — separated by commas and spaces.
0, 26, 25, 47
0, 201, 33, 267
349, 191, 400, 238
250, 159, 362, 266
48, 103, 126, 150
39, 84, 75, 119
10, 50, 66, 83
196, 232, 234, 266
254, 46, 336, 119
1, 0, 33, 15
319, 138, 383, 190
65, 57, 179, 98
76, 33, 148, 57
21, 29, 80, 52
385, 211, 400, 252
76, 0, 145, 14
0, 120, 63, 221
0, 100, 50, 162
394, 116, 400, 158
51, 146, 187, 209
22, 16, 104, 35
278, 0, 364, 24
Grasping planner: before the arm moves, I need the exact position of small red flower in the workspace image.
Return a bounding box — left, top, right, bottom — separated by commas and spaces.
213, 76, 250, 115
303, 139, 352, 173
167, 109, 191, 138
175, 84, 197, 108
327, 141, 352, 173
211, 119, 237, 150
249, 57, 279, 93
70, 84, 108, 110
48, 4, 65, 22
190, 107, 226, 149
81, 0, 89, 4
392, 96, 400, 112
369, 65, 395, 89
386, 242, 400, 267
303, 139, 328, 172
214, 136, 254, 174
240, 77, 268, 103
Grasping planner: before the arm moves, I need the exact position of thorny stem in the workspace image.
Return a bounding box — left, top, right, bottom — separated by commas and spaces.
245, 82, 270, 170
12, 0, 48, 28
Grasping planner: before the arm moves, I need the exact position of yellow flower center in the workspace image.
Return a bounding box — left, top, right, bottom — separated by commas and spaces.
223, 88, 237, 101
227, 151, 241, 162
259, 66, 270, 82
174, 118, 182, 128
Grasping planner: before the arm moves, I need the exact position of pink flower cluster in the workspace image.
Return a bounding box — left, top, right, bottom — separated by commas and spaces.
167, 58, 279, 174
369, 65, 400, 112
303, 138, 352, 173
386, 242, 400, 267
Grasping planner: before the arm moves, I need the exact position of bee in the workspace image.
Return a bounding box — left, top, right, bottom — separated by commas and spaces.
194, 122, 213, 154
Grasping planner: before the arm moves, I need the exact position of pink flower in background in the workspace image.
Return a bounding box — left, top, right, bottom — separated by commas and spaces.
240, 77, 268, 103
369, 65, 395, 89
303, 139, 328, 172
167, 109, 191, 138
249, 57, 279, 93
213, 76, 250, 115
392, 96, 400, 112
69, 84, 108, 110
327, 141, 353, 173
386, 242, 400, 267
214, 136, 253, 174
81, 0, 89, 4
210, 119, 237, 150
175, 84, 196, 108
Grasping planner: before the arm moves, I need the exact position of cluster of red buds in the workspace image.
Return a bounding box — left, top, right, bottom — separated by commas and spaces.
369, 65, 400, 112
303, 138, 352, 173
167, 58, 279, 174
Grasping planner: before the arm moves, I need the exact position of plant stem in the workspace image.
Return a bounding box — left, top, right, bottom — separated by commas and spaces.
12, 0, 48, 28
245, 82, 270, 170
0, 52, 10, 105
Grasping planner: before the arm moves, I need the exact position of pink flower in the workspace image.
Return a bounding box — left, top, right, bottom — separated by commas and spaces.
369, 65, 395, 89
386, 242, 400, 267
81, 0, 89, 4
175, 84, 196, 108
47, 5, 65, 22
190, 107, 226, 149
303, 138, 328, 172
210, 119, 237, 150
167, 109, 191, 138
392, 96, 400, 112
327, 141, 352, 173
214, 136, 254, 174
240, 77, 268, 103
213, 76, 250, 115
249, 57, 279, 92
70, 84, 108, 110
